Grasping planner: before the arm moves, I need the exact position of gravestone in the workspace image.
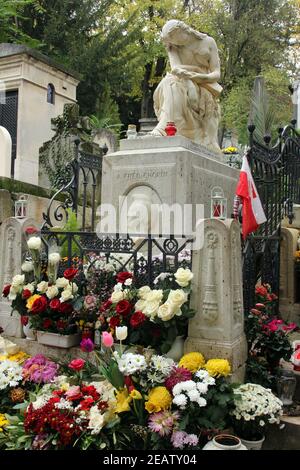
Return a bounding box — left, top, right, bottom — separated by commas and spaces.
0, 217, 36, 337
185, 219, 247, 381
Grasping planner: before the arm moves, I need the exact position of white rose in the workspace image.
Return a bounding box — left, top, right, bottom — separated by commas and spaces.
167, 289, 187, 307
174, 268, 193, 287
138, 286, 151, 300
124, 278, 133, 287
60, 288, 74, 303
111, 291, 124, 303
23, 283, 35, 294
157, 302, 175, 321
113, 283, 123, 292
145, 289, 163, 303
8, 286, 18, 301
144, 301, 160, 319
21, 261, 34, 273
70, 283, 78, 293
46, 285, 59, 299
116, 326, 128, 341
27, 236, 42, 251
11, 274, 25, 287
37, 281, 48, 293
135, 299, 146, 312
48, 252, 61, 265
56, 277, 69, 289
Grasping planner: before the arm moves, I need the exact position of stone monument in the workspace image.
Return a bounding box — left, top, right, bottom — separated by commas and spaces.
185, 219, 247, 381
150, 20, 222, 153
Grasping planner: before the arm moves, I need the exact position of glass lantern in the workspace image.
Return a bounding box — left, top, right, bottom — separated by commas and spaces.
276, 369, 297, 406
14, 194, 28, 218
211, 187, 227, 219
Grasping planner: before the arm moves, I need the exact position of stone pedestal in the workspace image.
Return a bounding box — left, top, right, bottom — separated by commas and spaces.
101, 136, 239, 226
185, 219, 247, 381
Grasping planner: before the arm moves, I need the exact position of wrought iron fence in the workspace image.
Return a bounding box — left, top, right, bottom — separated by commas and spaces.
243, 122, 300, 313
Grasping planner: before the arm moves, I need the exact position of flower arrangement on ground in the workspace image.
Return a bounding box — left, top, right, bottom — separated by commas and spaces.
98, 268, 195, 354
245, 283, 297, 388
230, 383, 283, 441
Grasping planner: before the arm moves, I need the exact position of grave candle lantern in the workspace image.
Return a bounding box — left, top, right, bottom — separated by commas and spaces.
211, 187, 227, 220
14, 194, 28, 218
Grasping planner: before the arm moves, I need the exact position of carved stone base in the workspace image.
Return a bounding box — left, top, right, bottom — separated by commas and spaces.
184, 334, 247, 381
0, 302, 24, 338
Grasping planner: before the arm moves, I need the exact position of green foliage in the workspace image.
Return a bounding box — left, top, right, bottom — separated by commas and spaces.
0, 0, 40, 45
59, 208, 81, 258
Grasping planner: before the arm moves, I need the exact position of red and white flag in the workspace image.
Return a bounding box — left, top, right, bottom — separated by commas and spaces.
235, 154, 266, 239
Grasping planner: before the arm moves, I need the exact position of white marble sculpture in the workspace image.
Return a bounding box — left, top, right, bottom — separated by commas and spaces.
151, 20, 222, 153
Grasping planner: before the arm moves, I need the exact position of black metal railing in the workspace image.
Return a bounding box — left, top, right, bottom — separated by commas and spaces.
243, 122, 300, 313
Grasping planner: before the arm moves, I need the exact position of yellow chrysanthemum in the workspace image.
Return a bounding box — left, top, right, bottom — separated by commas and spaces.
0, 414, 9, 432
0, 354, 8, 361
115, 389, 132, 413
179, 352, 205, 373
145, 386, 172, 414
204, 359, 231, 377
26, 294, 41, 311
7, 351, 29, 363
130, 389, 142, 400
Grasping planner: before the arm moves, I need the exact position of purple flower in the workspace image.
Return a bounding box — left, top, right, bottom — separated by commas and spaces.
171, 431, 186, 449
80, 338, 94, 353
184, 433, 199, 447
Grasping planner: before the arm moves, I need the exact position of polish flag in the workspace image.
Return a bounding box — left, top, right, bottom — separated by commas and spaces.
236, 155, 266, 239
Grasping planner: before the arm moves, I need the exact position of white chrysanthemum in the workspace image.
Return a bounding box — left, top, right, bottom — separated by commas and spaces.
173, 394, 188, 409
181, 380, 197, 392
196, 396, 207, 407
55, 398, 73, 410
117, 353, 147, 375
195, 370, 210, 380
196, 382, 209, 395
172, 383, 184, 396
187, 389, 200, 402
0, 360, 23, 390
150, 355, 175, 376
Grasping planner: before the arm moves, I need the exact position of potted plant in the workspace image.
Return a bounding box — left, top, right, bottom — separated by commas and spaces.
230, 383, 283, 450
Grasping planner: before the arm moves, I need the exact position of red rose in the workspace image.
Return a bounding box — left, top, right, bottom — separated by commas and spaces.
63, 268, 78, 280
2, 284, 11, 297
21, 315, 29, 326
43, 318, 52, 329
22, 289, 32, 300
49, 298, 61, 311
115, 300, 132, 317
31, 296, 48, 314
109, 315, 121, 328
116, 271, 133, 284
56, 319, 67, 330
25, 226, 39, 235
101, 300, 112, 312
130, 311, 146, 329
58, 303, 73, 315
68, 358, 85, 371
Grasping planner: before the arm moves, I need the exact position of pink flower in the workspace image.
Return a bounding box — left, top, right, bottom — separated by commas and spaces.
68, 358, 85, 371
283, 322, 297, 332
102, 332, 114, 348
148, 411, 180, 437
171, 431, 186, 449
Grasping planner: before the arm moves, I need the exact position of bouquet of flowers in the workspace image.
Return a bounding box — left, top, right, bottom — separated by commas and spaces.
2, 227, 83, 335
98, 268, 195, 354
230, 383, 283, 441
